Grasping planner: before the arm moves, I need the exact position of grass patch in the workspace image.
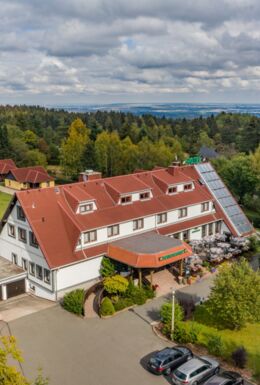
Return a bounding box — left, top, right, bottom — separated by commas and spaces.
0, 192, 12, 218
184, 320, 260, 379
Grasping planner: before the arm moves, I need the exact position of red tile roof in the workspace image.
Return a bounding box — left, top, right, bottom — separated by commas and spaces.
0, 159, 16, 175
12, 164, 243, 269
8, 166, 53, 184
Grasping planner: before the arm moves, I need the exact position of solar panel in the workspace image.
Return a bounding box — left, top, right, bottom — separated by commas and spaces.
195, 163, 253, 236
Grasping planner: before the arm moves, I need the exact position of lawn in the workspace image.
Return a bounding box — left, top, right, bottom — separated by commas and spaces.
184, 320, 260, 380
0, 191, 12, 218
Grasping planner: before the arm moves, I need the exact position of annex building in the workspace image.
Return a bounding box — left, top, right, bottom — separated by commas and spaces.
0, 162, 254, 301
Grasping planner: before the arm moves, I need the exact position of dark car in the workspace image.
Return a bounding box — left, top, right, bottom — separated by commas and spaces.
203, 371, 244, 385
147, 346, 193, 375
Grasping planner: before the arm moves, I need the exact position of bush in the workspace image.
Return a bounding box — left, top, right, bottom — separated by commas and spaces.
143, 285, 156, 299
100, 257, 116, 277
114, 297, 134, 311
232, 347, 248, 368
99, 297, 115, 316
63, 289, 84, 316
103, 275, 129, 295
160, 302, 184, 325
206, 334, 225, 356
173, 323, 191, 343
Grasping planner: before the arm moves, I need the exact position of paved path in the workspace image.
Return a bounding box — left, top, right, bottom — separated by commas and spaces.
0, 185, 15, 195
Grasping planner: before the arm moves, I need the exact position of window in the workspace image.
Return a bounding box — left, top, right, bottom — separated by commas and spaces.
201, 202, 210, 212
8, 224, 16, 238
29, 262, 35, 276
36, 265, 43, 280
18, 227, 27, 243
173, 233, 180, 239
208, 223, 213, 235
140, 192, 150, 200
44, 269, 51, 284
157, 212, 167, 224
215, 221, 222, 233
22, 258, 28, 271
184, 184, 192, 191
178, 208, 188, 218
121, 195, 131, 204
182, 230, 189, 241
133, 218, 144, 231
107, 224, 119, 237
84, 230, 97, 244
12, 253, 18, 265
79, 203, 93, 213
202, 224, 207, 237
29, 231, 38, 248
168, 186, 177, 194
17, 206, 25, 221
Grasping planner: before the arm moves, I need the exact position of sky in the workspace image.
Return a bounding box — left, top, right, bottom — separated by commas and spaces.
1, 0, 260, 105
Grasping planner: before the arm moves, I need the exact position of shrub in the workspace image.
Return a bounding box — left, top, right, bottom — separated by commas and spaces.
160, 302, 184, 325
99, 297, 115, 316
173, 323, 191, 343
103, 275, 129, 295
63, 289, 84, 316
232, 347, 248, 368
143, 285, 156, 299
100, 257, 116, 277
114, 297, 134, 311
206, 334, 225, 356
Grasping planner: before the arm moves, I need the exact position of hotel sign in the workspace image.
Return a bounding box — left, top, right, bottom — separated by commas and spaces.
159, 249, 187, 262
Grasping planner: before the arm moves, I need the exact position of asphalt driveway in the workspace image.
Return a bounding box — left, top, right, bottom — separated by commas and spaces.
9, 303, 170, 385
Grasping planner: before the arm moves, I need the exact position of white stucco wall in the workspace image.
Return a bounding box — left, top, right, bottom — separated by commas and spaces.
56, 256, 103, 292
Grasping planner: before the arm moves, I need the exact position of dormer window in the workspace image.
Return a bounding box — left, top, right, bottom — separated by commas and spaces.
168, 186, 177, 195
140, 192, 150, 200
184, 183, 193, 191
79, 203, 93, 214
121, 195, 132, 204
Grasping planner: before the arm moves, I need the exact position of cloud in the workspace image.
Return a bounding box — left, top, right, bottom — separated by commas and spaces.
0, 0, 260, 102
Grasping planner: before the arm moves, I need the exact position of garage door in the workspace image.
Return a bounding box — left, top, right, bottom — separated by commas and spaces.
6, 279, 25, 299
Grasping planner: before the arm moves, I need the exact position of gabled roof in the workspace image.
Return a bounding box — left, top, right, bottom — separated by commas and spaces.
199, 146, 219, 159
0, 159, 16, 174
8, 166, 53, 184
2, 163, 250, 270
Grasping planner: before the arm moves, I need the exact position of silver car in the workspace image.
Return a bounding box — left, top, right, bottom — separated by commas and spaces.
172, 356, 219, 385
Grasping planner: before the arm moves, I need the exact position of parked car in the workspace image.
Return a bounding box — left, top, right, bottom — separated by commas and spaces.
172, 356, 219, 385
147, 346, 193, 375
203, 371, 244, 385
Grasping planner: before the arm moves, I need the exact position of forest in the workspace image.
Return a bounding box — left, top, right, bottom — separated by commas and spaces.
0, 105, 259, 226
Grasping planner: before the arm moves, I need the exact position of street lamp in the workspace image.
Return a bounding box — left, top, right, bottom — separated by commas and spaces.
171, 289, 175, 340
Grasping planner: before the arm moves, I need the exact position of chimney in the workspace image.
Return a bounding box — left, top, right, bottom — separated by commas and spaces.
79, 170, 102, 182
167, 161, 181, 176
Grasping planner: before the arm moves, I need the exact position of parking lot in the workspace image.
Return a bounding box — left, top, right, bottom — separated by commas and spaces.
8, 298, 252, 385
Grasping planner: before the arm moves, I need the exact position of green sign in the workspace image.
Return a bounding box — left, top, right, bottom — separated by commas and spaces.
192, 227, 200, 233
159, 249, 187, 262
184, 156, 202, 165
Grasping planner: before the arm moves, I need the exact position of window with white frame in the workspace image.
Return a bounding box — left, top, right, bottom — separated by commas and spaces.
18, 227, 27, 243
157, 212, 167, 224
8, 224, 16, 238
139, 192, 150, 200
84, 230, 97, 244
44, 268, 51, 284
215, 221, 222, 233
133, 218, 144, 231
12, 253, 18, 265
22, 258, 28, 271
168, 186, 177, 194
178, 207, 188, 218
202, 224, 207, 237
36, 265, 43, 280
201, 202, 210, 212
79, 203, 93, 214
107, 224, 119, 237
29, 262, 35, 276
121, 195, 131, 204
208, 223, 214, 235
17, 206, 26, 221
29, 231, 38, 248
184, 184, 193, 191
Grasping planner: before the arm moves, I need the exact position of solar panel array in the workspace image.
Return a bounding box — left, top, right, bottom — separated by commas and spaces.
195, 163, 253, 236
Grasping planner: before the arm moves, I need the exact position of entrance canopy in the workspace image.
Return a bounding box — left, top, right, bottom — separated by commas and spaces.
108, 231, 193, 268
